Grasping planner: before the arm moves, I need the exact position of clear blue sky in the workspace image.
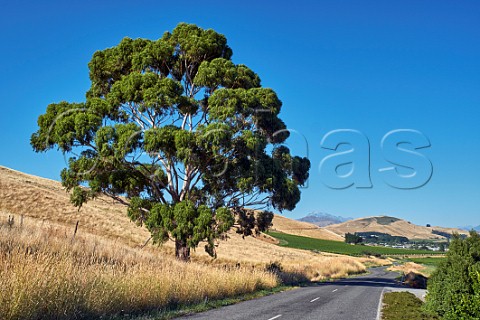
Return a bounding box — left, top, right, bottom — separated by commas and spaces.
1, 0, 479, 227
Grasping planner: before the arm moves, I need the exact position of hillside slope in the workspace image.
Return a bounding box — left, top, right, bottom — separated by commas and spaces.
271, 215, 344, 241
0, 165, 371, 276
325, 216, 468, 240
0, 166, 151, 246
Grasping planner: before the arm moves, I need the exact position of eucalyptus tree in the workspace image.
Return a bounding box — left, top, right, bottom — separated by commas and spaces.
31, 23, 310, 261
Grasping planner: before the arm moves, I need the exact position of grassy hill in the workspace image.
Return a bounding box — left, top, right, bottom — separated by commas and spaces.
271, 215, 344, 241
325, 215, 468, 240
0, 166, 342, 244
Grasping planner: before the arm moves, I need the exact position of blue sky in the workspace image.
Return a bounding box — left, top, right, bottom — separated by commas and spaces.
1, 0, 479, 227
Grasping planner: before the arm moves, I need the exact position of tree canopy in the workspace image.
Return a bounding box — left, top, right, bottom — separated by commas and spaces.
31, 23, 310, 261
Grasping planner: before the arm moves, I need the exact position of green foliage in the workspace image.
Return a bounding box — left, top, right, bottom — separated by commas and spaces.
31, 23, 310, 260
439, 243, 446, 252
382, 292, 439, 320
356, 232, 409, 245
268, 231, 438, 256
345, 232, 362, 244
425, 231, 480, 319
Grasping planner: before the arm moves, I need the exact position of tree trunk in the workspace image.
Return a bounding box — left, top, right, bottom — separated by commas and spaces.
175, 239, 191, 262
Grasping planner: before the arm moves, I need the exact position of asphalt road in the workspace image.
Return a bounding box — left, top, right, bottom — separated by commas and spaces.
176, 267, 401, 320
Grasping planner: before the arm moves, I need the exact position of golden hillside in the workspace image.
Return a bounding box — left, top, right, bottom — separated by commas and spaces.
325, 215, 468, 240
0, 165, 341, 243
271, 215, 344, 241
0, 165, 382, 279
0, 165, 151, 246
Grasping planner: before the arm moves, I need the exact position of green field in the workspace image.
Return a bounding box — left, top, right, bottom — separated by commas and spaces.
268, 231, 442, 256
407, 257, 445, 266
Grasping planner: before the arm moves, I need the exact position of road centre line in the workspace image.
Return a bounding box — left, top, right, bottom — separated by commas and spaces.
267, 315, 282, 320
332, 289, 338, 292
310, 297, 320, 302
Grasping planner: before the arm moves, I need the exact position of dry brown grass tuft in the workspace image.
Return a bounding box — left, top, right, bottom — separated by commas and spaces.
190, 230, 372, 282
388, 262, 429, 277
358, 256, 393, 267
279, 256, 366, 281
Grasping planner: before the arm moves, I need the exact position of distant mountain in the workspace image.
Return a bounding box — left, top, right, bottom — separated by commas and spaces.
325, 215, 469, 240
459, 225, 480, 232
298, 211, 351, 227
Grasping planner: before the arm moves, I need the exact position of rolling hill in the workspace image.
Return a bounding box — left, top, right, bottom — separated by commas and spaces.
325, 215, 469, 240
0, 165, 151, 246
0, 165, 366, 272
0, 165, 342, 243
271, 214, 344, 241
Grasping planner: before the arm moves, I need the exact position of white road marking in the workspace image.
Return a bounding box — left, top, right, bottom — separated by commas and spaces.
332, 289, 338, 292
376, 288, 386, 320
267, 315, 282, 320
310, 297, 320, 302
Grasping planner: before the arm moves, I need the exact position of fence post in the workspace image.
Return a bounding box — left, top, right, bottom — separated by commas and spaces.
72, 220, 79, 242
7, 215, 14, 228
141, 236, 152, 249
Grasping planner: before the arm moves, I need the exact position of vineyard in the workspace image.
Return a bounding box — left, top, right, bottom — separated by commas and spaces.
268, 231, 444, 256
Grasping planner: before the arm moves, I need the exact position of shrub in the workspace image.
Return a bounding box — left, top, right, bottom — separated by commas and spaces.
425, 231, 480, 319
382, 292, 438, 320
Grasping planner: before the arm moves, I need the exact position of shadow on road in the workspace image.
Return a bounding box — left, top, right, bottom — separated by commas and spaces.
312, 267, 405, 289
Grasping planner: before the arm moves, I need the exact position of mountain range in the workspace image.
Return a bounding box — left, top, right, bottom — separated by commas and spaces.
298, 211, 352, 227
459, 225, 480, 232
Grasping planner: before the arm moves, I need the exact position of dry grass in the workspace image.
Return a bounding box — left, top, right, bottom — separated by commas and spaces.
358, 256, 394, 267
388, 262, 429, 277
191, 230, 371, 281
0, 217, 278, 320
0, 166, 151, 246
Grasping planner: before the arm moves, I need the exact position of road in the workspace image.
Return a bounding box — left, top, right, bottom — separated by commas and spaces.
177, 267, 402, 320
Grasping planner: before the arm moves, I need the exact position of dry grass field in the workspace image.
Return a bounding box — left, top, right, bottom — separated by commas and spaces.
0, 165, 389, 319
0, 217, 278, 319
0, 166, 151, 246
326, 216, 468, 240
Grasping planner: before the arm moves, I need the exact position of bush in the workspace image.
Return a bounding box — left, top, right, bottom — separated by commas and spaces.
425, 231, 480, 319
